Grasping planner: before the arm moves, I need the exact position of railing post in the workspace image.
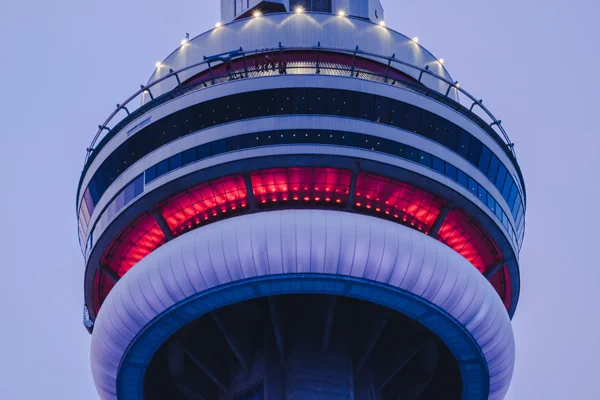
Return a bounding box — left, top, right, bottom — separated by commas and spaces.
205, 59, 215, 84
243, 174, 257, 212
242, 52, 249, 78
445, 81, 459, 96
470, 99, 483, 111
117, 104, 130, 116
316, 42, 321, 74
350, 46, 358, 77
141, 85, 154, 100
384, 53, 395, 83
418, 65, 429, 82
169, 69, 181, 86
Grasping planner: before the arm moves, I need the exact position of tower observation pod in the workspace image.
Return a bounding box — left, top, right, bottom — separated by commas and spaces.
77, 1, 526, 399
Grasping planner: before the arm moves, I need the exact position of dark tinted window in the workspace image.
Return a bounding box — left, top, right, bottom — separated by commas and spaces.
182, 148, 196, 165
419, 151, 432, 168
457, 170, 468, 188
83, 88, 520, 220
168, 153, 182, 170
487, 155, 500, 182
445, 163, 457, 181
156, 159, 168, 177
479, 146, 491, 173
290, 0, 332, 13
432, 156, 445, 173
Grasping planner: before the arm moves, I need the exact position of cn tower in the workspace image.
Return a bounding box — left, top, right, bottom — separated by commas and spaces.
77, 1, 526, 399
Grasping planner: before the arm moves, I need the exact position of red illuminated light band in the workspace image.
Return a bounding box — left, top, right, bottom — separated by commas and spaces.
94, 167, 508, 313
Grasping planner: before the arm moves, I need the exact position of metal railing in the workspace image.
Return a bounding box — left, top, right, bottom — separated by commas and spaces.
80, 45, 522, 197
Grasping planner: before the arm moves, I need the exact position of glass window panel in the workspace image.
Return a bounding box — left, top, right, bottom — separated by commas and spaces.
442, 123, 459, 151
457, 170, 468, 188
404, 104, 421, 133
168, 153, 182, 171
183, 148, 197, 164
389, 100, 405, 127
458, 129, 471, 158
487, 155, 500, 182
502, 178, 514, 200
405, 145, 418, 162
468, 177, 478, 195
123, 181, 136, 204
507, 184, 519, 210
275, 89, 291, 115
307, 88, 325, 114
145, 165, 157, 184
196, 143, 211, 160
512, 196, 522, 217
418, 151, 432, 168
156, 159, 169, 177
357, 92, 375, 120
419, 110, 436, 140
275, 130, 294, 145
494, 164, 507, 190
133, 174, 144, 196
432, 157, 445, 173
445, 163, 458, 181
487, 195, 496, 213
479, 146, 492, 173
291, 88, 308, 114
374, 96, 390, 124
495, 201, 503, 220
477, 184, 487, 203
467, 138, 483, 165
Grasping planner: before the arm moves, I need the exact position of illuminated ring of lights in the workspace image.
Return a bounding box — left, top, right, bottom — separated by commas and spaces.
91, 210, 514, 400
93, 168, 512, 314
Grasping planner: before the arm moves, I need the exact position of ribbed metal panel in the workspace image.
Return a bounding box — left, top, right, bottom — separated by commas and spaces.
91, 210, 514, 399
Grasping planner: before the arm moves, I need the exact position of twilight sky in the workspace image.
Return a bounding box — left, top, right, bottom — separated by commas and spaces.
0, 0, 598, 398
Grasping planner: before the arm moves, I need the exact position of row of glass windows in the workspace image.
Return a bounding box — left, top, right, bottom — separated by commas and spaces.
79, 88, 525, 244
79, 175, 144, 255
143, 129, 522, 248
290, 0, 332, 12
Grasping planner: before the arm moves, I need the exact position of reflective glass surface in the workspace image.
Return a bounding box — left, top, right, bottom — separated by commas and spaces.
80, 89, 524, 232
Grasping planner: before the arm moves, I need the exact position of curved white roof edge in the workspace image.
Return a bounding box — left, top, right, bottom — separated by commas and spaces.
91, 210, 514, 399
146, 11, 452, 99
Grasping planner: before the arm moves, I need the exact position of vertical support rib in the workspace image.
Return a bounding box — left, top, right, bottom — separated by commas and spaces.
210, 308, 255, 372
168, 342, 210, 400
321, 296, 337, 352
428, 205, 451, 237
375, 347, 421, 392
243, 174, 257, 211
151, 210, 174, 241
485, 262, 504, 280
345, 169, 359, 211
354, 307, 393, 376
99, 264, 120, 283
268, 297, 286, 364
176, 340, 230, 395
383, 337, 438, 400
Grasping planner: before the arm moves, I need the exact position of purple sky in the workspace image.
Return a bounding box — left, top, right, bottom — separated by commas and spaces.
0, 0, 598, 398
